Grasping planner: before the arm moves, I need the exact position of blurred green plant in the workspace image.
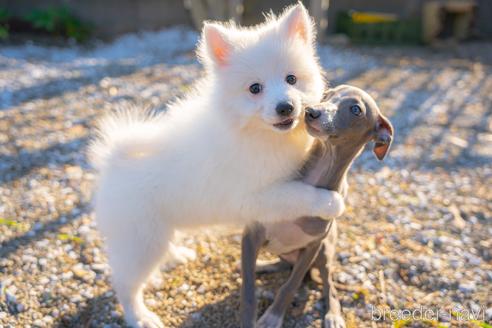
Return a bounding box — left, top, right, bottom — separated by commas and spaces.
0, 8, 10, 40
336, 11, 422, 45
24, 7, 91, 42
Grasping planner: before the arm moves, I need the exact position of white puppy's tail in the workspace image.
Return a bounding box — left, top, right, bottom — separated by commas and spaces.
88, 106, 163, 171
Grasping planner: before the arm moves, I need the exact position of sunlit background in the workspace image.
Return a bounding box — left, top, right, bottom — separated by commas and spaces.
0, 1, 491, 327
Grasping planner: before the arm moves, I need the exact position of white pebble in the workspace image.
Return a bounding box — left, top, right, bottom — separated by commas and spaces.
178, 283, 190, 293
196, 285, 206, 294
70, 295, 82, 303
486, 308, 492, 321
78, 225, 91, 235
191, 312, 201, 321
39, 277, 50, 285
43, 315, 53, 324
458, 282, 476, 293
145, 298, 157, 307
61, 271, 73, 280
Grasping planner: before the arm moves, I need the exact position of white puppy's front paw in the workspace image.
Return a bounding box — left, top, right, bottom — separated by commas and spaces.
257, 309, 283, 328
137, 313, 164, 328
125, 305, 164, 328
324, 313, 346, 328
314, 190, 345, 219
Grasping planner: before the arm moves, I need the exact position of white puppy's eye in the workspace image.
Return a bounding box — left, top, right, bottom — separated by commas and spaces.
286, 74, 297, 85
249, 83, 263, 94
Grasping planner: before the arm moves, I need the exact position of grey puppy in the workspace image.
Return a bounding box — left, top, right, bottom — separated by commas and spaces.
240, 85, 394, 328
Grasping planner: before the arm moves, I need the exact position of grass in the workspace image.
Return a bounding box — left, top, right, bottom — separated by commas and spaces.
0, 6, 91, 42
24, 7, 91, 42
0, 8, 10, 40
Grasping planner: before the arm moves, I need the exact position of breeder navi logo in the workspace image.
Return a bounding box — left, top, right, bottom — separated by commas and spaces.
370, 305, 487, 323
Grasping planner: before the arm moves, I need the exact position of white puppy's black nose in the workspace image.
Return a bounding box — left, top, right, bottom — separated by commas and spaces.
306, 107, 321, 120
276, 102, 294, 116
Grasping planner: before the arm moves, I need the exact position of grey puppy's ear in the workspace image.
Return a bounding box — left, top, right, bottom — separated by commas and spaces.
322, 88, 336, 101
373, 114, 394, 161
322, 84, 350, 101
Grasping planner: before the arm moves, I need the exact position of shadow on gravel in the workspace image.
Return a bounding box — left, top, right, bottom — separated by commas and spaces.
348, 65, 492, 171
0, 136, 88, 186
396, 70, 492, 169
179, 291, 240, 328
0, 203, 89, 259
56, 293, 124, 328
0, 64, 140, 111
0, 56, 194, 111
179, 280, 321, 328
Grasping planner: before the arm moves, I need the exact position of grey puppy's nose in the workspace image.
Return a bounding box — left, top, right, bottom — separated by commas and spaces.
275, 102, 294, 116
306, 107, 321, 120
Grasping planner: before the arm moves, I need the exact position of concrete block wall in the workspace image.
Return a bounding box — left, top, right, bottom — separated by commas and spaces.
1, 0, 490, 39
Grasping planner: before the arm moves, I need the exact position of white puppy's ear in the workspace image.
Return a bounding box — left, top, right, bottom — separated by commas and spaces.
278, 3, 314, 44
201, 23, 232, 67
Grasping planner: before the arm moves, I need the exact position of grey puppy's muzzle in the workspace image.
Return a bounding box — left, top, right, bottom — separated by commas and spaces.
306, 103, 337, 134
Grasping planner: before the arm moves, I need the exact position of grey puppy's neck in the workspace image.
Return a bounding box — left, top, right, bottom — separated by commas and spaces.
302, 138, 367, 192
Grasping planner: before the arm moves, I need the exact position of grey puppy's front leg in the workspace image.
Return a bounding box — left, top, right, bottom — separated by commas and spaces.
256, 239, 325, 328
312, 219, 345, 328
240, 222, 267, 328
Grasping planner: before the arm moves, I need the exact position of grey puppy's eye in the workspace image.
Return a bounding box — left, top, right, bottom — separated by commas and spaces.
350, 104, 362, 116
249, 83, 262, 94
286, 74, 297, 85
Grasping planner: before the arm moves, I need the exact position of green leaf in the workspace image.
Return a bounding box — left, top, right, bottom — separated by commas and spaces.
472, 321, 492, 328
0, 8, 10, 22
0, 217, 18, 227
393, 319, 411, 328
0, 27, 7, 40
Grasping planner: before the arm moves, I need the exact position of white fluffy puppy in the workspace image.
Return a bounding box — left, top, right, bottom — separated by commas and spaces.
90, 4, 344, 327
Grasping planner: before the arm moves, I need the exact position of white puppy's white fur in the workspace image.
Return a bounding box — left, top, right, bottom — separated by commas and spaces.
90, 4, 344, 327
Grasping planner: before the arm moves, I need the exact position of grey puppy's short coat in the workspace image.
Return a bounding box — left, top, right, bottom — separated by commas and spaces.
240, 85, 394, 328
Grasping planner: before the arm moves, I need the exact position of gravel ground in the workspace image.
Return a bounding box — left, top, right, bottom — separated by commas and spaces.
0, 28, 491, 328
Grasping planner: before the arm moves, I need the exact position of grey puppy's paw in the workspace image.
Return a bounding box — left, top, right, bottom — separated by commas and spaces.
324, 313, 345, 328
257, 308, 283, 328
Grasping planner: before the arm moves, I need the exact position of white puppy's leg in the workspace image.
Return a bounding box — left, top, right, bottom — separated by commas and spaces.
114, 281, 163, 328
105, 222, 171, 328
243, 181, 345, 223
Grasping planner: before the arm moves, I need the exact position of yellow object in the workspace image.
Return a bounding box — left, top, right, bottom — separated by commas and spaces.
351, 11, 398, 24
58, 233, 84, 244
